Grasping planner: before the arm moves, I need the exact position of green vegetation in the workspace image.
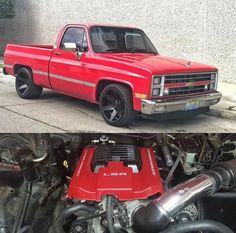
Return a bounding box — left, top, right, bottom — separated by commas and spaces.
0, 64, 4, 68
0, 0, 16, 18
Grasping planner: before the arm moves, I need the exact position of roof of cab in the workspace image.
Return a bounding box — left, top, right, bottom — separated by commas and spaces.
63, 23, 138, 29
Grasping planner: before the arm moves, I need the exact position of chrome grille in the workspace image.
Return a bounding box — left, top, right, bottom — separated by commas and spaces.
169, 85, 206, 96
164, 73, 215, 96
165, 73, 212, 84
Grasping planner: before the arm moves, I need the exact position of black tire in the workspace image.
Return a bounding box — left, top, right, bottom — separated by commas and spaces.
99, 84, 137, 127
15, 67, 43, 99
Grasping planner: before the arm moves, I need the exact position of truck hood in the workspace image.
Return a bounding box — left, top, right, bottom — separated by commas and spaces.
100, 53, 217, 74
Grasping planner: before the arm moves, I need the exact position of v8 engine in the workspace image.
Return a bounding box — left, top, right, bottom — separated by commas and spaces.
1, 133, 236, 233
68, 145, 164, 201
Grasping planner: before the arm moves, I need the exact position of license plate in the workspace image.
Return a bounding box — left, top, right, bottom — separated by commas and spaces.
185, 100, 199, 111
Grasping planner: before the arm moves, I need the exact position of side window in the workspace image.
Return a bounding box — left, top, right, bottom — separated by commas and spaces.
60, 27, 86, 50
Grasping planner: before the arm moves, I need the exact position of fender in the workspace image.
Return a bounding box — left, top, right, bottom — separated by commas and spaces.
96, 77, 142, 111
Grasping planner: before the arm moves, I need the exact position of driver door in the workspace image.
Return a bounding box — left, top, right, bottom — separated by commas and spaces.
49, 26, 87, 99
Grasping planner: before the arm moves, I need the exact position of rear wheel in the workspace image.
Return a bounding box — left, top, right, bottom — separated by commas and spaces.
99, 84, 137, 127
15, 67, 43, 99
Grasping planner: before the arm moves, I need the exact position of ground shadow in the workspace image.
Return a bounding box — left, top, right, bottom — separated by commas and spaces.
40, 90, 213, 130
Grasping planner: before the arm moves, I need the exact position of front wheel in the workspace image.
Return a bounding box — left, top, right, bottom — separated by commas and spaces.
15, 67, 43, 99
99, 84, 137, 127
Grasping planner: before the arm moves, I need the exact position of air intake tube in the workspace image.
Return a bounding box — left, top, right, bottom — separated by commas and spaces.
132, 159, 236, 233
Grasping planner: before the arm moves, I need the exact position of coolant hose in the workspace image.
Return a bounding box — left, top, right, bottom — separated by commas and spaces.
12, 183, 32, 233
164, 143, 184, 191
159, 220, 234, 233
106, 196, 115, 233
132, 159, 236, 233
56, 203, 99, 233
209, 192, 236, 198
16, 226, 31, 233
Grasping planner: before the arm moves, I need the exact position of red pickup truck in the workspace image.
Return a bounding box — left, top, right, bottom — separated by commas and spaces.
3, 23, 222, 127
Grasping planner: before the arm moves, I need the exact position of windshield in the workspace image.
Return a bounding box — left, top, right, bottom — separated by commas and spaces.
90, 26, 158, 54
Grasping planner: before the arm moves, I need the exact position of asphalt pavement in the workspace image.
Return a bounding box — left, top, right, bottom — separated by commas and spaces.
0, 73, 235, 133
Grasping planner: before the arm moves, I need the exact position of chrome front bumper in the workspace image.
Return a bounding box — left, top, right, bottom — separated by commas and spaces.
141, 92, 222, 115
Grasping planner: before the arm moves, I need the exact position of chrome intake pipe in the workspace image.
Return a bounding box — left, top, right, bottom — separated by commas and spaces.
157, 174, 216, 216
132, 159, 236, 233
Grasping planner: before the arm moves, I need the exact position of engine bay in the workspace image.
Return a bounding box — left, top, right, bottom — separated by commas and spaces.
0, 133, 236, 233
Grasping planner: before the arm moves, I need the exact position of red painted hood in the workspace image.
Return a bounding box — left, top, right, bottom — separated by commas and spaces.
99, 53, 217, 75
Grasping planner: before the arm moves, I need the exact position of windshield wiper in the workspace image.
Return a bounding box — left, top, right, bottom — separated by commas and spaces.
104, 48, 158, 54
128, 48, 158, 54
105, 48, 121, 52
129, 48, 146, 52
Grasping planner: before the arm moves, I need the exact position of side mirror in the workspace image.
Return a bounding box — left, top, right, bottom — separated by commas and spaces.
63, 42, 77, 52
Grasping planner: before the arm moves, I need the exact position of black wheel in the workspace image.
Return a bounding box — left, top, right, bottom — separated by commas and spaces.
15, 67, 43, 99
99, 84, 137, 127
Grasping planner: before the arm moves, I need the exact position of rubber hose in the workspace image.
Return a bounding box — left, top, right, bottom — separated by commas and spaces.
56, 203, 99, 233
160, 220, 234, 233
11, 182, 31, 233
16, 225, 31, 233
72, 211, 106, 225
208, 192, 236, 198
164, 144, 184, 191
106, 196, 115, 233
17, 183, 32, 232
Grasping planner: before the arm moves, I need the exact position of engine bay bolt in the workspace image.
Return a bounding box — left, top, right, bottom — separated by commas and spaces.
63, 160, 69, 169
181, 217, 189, 223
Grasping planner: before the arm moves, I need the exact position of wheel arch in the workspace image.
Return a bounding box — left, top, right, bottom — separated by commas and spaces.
14, 64, 33, 75
96, 79, 134, 102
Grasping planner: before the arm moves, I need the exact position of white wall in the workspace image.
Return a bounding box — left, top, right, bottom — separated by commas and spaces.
0, 0, 236, 83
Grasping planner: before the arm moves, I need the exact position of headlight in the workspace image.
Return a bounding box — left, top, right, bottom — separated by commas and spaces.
211, 73, 217, 81
153, 76, 162, 85
210, 73, 218, 90
152, 88, 160, 96
210, 83, 216, 90
163, 88, 169, 95
204, 84, 210, 91
209, 73, 218, 90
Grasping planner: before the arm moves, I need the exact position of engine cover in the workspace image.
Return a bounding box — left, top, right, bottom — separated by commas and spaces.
68, 145, 164, 201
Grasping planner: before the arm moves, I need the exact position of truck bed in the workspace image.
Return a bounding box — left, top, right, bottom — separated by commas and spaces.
21, 44, 54, 49
4, 44, 53, 58
4, 44, 54, 88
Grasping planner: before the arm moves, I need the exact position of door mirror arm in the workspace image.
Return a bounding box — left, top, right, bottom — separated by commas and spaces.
77, 44, 88, 52
76, 51, 84, 61
76, 45, 88, 60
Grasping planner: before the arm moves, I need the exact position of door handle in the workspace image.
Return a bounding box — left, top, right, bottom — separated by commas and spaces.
54, 52, 62, 56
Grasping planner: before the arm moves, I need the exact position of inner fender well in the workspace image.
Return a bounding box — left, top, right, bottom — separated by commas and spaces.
14, 64, 33, 75
96, 79, 134, 102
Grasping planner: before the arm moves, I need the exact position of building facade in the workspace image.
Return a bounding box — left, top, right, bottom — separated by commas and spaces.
0, 0, 235, 83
